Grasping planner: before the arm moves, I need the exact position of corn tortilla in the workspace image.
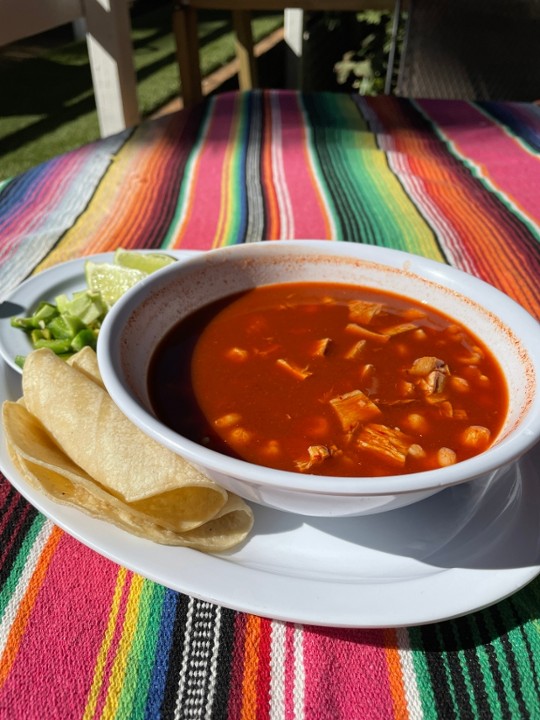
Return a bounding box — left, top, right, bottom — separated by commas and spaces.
2, 348, 253, 551
66, 345, 105, 388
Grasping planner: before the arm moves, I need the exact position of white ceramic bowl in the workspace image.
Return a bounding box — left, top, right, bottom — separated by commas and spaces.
97, 241, 540, 517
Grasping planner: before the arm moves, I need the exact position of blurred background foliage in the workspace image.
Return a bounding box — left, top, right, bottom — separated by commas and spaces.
334, 10, 406, 95
0, 4, 402, 181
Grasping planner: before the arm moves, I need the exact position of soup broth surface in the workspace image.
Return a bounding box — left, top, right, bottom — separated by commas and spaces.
148, 282, 508, 477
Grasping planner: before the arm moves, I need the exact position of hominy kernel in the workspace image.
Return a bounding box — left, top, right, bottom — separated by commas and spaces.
468, 351, 484, 365
404, 413, 429, 434
437, 447, 457, 466
305, 416, 330, 437
152, 280, 507, 478
459, 351, 483, 365
461, 367, 490, 388
408, 443, 426, 459
215, 412, 242, 428
450, 376, 470, 392
262, 440, 281, 457
462, 425, 491, 447
447, 324, 463, 335
229, 427, 252, 445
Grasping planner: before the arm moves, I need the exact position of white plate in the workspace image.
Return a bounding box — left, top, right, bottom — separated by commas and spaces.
1, 254, 540, 627
0, 251, 198, 373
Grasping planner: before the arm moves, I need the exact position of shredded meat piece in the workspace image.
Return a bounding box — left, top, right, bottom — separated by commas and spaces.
295, 445, 332, 472
254, 342, 280, 358
345, 323, 390, 344
438, 401, 454, 418
344, 340, 366, 360
378, 398, 416, 407
381, 322, 418, 336
359, 363, 378, 395
355, 424, 413, 467
348, 300, 383, 324
359, 363, 375, 383
423, 368, 449, 395
226, 347, 248, 362
398, 379, 416, 398
408, 357, 449, 395
312, 338, 332, 357
408, 356, 444, 376
329, 389, 381, 431
402, 308, 427, 320
276, 358, 312, 380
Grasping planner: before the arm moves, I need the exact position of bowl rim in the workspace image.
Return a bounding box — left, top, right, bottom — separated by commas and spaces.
97, 240, 540, 497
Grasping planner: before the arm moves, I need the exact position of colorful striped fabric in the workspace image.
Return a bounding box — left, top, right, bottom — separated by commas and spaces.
1, 90, 539, 719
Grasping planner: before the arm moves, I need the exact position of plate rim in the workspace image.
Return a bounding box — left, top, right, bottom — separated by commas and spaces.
1, 410, 539, 627
1, 252, 540, 627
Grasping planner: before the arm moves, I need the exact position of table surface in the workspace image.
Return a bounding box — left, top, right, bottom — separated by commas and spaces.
1, 89, 539, 719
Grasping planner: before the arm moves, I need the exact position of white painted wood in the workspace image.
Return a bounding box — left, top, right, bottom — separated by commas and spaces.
0, 0, 83, 44
72, 18, 88, 41
284, 8, 304, 88
83, 0, 140, 136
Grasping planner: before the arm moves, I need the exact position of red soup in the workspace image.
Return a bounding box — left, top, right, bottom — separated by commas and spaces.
148, 282, 508, 477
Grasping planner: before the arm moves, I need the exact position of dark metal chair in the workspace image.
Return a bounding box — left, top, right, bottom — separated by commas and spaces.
395, 0, 540, 101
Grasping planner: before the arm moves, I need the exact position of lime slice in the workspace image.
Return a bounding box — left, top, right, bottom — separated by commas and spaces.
113, 248, 176, 274
85, 261, 146, 307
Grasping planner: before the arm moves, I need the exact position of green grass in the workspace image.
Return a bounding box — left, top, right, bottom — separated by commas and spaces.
0, 6, 283, 181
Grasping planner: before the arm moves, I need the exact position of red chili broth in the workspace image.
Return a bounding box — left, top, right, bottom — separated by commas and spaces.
148, 282, 508, 477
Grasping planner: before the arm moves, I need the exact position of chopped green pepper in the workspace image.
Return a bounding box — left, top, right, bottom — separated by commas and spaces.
10, 288, 108, 365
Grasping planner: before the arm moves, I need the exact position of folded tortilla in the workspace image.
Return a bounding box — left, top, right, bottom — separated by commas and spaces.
2, 347, 253, 552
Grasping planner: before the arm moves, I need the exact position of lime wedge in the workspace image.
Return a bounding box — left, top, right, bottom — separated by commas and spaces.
85, 261, 146, 307
113, 248, 176, 274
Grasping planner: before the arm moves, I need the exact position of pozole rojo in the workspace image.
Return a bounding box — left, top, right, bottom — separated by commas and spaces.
148, 282, 508, 477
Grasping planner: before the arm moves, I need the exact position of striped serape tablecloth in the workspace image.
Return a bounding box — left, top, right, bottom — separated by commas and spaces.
1, 90, 540, 719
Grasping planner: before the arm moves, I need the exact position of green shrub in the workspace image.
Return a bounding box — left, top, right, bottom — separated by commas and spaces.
334, 10, 406, 95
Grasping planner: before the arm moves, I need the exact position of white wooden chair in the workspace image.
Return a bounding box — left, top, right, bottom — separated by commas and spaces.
172, 0, 401, 107
0, 0, 140, 137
